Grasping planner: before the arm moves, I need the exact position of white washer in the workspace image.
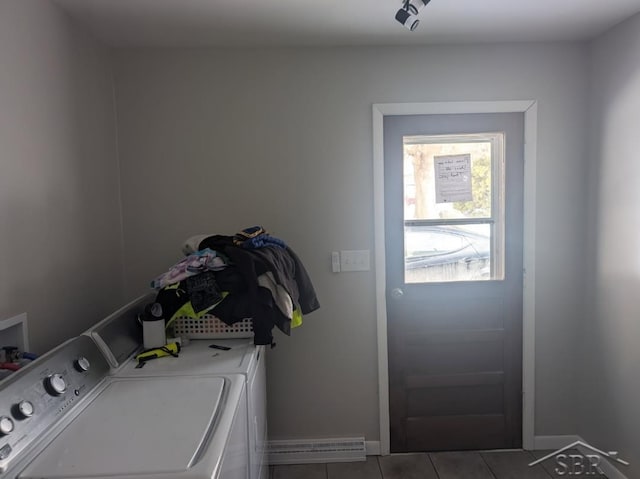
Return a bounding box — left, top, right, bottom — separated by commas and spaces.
114, 340, 267, 479
0, 336, 248, 479
86, 295, 268, 479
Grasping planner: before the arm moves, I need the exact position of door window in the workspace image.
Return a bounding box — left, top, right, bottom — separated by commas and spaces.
403, 133, 505, 283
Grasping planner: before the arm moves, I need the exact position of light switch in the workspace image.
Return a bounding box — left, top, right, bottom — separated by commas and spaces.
331, 252, 341, 273
340, 250, 370, 272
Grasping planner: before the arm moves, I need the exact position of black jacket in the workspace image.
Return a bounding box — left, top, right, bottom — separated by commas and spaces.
198, 235, 320, 345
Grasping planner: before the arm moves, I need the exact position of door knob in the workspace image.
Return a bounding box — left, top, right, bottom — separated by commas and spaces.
390, 288, 404, 299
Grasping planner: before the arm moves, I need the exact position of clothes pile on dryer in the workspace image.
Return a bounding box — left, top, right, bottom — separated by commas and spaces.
148, 226, 320, 346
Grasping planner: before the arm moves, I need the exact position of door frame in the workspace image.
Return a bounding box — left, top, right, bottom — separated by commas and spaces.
373, 101, 537, 455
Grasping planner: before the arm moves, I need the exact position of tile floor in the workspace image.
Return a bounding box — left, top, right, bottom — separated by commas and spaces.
270, 450, 608, 479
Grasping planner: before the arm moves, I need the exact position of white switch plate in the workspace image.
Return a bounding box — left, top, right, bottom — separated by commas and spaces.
340, 250, 370, 272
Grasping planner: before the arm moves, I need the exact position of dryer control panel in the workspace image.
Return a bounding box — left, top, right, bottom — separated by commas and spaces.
0, 336, 110, 475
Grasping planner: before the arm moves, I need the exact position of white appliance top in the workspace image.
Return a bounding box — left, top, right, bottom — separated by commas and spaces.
115, 339, 257, 378
19, 376, 225, 478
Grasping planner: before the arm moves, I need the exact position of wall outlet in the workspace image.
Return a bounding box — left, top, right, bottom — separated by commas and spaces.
340, 250, 371, 272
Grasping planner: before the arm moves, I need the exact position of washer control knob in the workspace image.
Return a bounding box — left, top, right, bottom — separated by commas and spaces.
0, 416, 14, 436
44, 374, 67, 396
15, 400, 34, 419
74, 356, 91, 372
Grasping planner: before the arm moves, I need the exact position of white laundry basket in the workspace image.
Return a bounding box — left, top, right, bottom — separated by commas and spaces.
170, 315, 253, 339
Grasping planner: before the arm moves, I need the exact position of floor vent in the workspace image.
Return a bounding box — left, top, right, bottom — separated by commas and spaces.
267, 437, 366, 464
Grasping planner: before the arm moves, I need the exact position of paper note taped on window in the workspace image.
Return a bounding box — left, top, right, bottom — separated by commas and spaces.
434, 154, 472, 203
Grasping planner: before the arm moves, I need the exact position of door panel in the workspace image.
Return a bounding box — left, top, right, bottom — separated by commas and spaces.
405, 414, 507, 451
384, 113, 524, 452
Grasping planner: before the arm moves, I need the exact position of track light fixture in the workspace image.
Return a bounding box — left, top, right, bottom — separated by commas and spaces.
395, 0, 431, 31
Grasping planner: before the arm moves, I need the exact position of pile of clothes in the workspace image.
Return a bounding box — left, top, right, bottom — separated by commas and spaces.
149, 226, 320, 346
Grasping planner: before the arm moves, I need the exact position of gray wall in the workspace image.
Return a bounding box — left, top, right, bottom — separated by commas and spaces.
579, 12, 640, 477
0, 1, 124, 353
113, 43, 590, 441
4, 0, 639, 455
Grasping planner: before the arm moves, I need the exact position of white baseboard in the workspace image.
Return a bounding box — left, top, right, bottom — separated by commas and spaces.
533, 435, 629, 479
574, 440, 629, 479
366, 441, 381, 456
533, 435, 581, 450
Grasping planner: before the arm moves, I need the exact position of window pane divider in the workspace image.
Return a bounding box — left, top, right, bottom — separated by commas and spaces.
405, 218, 495, 227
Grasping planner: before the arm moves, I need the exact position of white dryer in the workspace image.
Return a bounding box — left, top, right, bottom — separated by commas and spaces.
86, 295, 268, 479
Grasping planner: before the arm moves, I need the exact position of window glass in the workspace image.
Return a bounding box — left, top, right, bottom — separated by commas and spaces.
403, 141, 492, 221
403, 133, 504, 283
405, 224, 491, 283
